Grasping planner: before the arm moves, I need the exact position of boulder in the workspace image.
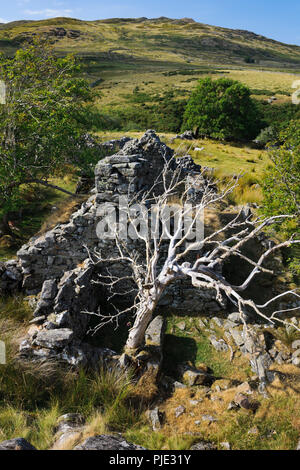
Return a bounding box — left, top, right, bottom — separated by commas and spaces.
145, 315, 166, 347
0, 438, 36, 450
146, 407, 165, 431
40, 279, 58, 300
74, 435, 146, 450
190, 441, 217, 450
234, 393, 260, 412
33, 328, 74, 349
175, 405, 186, 418
179, 363, 214, 386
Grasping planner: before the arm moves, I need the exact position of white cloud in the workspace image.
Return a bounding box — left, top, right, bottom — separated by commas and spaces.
24, 9, 73, 18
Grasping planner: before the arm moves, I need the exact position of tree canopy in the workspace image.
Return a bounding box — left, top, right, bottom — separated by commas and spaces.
262, 120, 300, 218
182, 77, 263, 141
0, 38, 96, 218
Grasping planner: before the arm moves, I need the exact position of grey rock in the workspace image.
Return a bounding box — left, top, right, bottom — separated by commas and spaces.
145, 315, 166, 347
74, 435, 146, 450
229, 327, 245, 347
228, 312, 246, 324
190, 441, 217, 450
173, 381, 187, 389
292, 340, 300, 350
250, 352, 273, 382
33, 328, 74, 349
40, 279, 57, 300
202, 414, 218, 423
190, 400, 201, 406
179, 363, 214, 386
209, 335, 228, 352
210, 317, 224, 328
29, 315, 46, 325
0, 438, 36, 450
175, 405, 186, 418
220, 442, 231, 450
234, 393, 260, 412
146, 407, 164, 431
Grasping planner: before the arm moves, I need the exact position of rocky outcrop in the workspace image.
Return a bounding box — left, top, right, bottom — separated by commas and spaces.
203, 314, 300, 390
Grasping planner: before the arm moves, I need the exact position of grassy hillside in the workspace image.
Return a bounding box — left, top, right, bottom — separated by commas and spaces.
1, 17, 299, 113
1, 17, 300, 71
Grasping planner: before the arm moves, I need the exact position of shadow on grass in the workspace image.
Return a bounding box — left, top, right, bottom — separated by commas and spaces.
162, 334, 198, 380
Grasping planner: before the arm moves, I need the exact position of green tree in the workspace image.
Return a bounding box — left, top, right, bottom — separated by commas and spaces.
262, 120, 300, 276
262, 120, 300, 218
182, 77, 262, 141
0, 38, 96, 236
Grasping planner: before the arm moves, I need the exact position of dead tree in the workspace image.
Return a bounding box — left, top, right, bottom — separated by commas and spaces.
86, 157, 300, 351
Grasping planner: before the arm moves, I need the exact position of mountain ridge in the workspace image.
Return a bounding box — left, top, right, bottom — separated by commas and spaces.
0, 16, 300, 73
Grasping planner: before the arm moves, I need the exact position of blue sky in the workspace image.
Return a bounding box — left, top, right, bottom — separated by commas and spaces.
1, 0, 300, 45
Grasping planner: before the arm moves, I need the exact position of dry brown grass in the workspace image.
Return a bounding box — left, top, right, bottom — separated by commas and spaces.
131, 369, 159, 405
38, 197, 85, 235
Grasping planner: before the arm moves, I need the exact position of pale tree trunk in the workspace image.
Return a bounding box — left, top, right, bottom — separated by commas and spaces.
125, 301, 156, 350
125, 283, 166, 350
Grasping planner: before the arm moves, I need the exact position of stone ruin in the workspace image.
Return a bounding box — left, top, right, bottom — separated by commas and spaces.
0, 130, 297, 371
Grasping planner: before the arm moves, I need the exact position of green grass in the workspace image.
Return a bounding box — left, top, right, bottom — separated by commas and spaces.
163, 314, 252, 381
95, 131, 269, 206
0, 293, 140, 449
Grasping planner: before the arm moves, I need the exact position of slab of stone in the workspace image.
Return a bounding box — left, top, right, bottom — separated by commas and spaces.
145, 407, 164, 431
145, 315, 166, 347
33, 328, 74, 349
179, 363, 214, 386
190, 441, 217, 450
40, 279, 57, 300
74, 435, 146, 450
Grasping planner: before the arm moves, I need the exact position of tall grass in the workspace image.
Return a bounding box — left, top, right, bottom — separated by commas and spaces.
0, 294, 140, 449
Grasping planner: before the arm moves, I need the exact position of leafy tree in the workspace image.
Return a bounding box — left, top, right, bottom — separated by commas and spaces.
255, 101, 300, 137
262, 120, 300, 218
0, 38, 97, 236
182, 77, 263, 141
262, 120, 300, 276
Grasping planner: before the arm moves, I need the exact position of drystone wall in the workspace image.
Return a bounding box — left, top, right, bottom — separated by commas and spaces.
12, 130, 219, 365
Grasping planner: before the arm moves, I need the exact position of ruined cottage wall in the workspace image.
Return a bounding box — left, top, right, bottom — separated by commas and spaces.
16, 131, 220, 314
17, 131, 172, 294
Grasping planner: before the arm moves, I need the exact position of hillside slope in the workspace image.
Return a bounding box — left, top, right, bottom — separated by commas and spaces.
0, 16, 300, 72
